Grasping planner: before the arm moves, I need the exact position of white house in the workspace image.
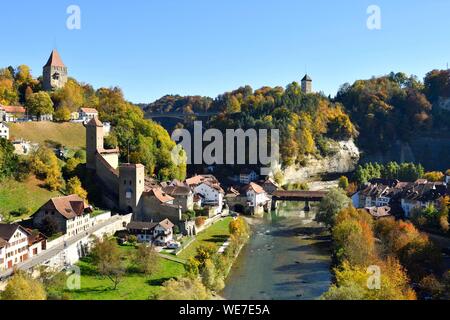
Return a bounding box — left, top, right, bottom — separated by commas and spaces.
194, 182, 225, 214
244, 183, 271, 215
79, 107, 99, 123
0, 224, 31, 271
32, 195, 93, 237
126, 219, 174, 245
240, 170, 259, 184
153, 219, 175, 245
0, 105, 26, 122
0, 122, 9, 140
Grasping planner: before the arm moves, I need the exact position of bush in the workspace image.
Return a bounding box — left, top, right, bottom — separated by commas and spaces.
195, 216, 206, 228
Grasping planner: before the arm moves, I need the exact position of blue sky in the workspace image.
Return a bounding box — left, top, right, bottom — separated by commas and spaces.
1, 0, 449, 103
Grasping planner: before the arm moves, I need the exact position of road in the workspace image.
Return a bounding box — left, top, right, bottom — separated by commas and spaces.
0, 215, 125, 280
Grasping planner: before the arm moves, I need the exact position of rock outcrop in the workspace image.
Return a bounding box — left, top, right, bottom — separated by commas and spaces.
281, 140, 360, 184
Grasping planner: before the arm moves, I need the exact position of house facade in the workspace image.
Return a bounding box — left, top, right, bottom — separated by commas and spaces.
239, 170, 259, 184
162, 185, 194, 212
0, 122, 9, 140
244, 182, 271, 215
194, 182, 224, 215
0, 105, 26, 122
79, 108, 99, 123
0, 224, 31, 271
126, 219, 174, 245
33, 195, 92, 237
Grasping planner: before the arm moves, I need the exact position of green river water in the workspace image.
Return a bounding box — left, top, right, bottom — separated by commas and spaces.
222, 201, 332, 300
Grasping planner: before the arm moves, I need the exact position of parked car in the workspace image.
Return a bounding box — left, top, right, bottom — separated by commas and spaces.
154, 240, 166, 247
167, 242, 181, 249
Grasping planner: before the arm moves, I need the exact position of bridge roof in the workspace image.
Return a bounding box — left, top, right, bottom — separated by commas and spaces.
272, 190, 327, 198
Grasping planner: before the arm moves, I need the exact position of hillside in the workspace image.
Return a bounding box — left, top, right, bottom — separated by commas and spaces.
9, 122, 86, 149
0, 176, 62, 221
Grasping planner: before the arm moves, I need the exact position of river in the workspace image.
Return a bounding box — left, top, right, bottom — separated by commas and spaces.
222, 201, 332, 300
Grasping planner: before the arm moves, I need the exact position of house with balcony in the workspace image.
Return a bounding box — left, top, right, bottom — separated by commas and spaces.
126, 219, 174, 245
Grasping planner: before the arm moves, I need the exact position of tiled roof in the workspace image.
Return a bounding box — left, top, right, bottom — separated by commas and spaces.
150, 188, 175, 203
0, 105, 26, 113
163, 185, 192, 196
41, 195, 89, 220
44, 49, 66, 68
158, 219, 175, 231
245, 182, 266, 194
86, 117, 103, 127
80, 107, 98, 114
0, 224, 31, 242
127, 221, 157, 231
185, 174, 219, 186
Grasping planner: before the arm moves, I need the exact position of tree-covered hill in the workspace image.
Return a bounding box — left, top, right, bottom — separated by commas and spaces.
0, 66, 186, 181
336, 70, 450, 154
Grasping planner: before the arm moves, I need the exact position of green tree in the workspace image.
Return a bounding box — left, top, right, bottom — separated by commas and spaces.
316, 188, 351, 228
90, 236, 126, 290
0, 138, 19, 179
338, 176, 349, 190
201, 259, 225, 292
26, 91, 54, 118
54, 106, 71, 122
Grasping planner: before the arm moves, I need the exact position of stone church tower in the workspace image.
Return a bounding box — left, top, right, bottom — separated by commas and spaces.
43, 49, 68, 91
86, 117, 104, 170
301, 74, 312, 94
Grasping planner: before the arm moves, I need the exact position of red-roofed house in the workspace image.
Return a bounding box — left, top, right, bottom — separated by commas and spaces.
244, 182, 271, 214
0, 105, 26, 122
79, 107, 99, 122
32, 195, 92, 237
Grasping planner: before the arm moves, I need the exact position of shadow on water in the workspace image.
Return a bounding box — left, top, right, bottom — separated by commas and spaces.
222, 201, 332, 300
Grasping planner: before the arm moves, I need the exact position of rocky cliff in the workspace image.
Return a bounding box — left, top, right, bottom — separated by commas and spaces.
281, 140, 360, 184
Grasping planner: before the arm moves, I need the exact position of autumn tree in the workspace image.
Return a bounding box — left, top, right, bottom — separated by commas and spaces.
158, 277, 211, 300
201, 259, 225, 292
1, 271, 47, 300
131, 244, 161, 276
229, 217, 250, 241
30, 146, 63, 191
422, 171, 445, 182
66, 176, 88, 200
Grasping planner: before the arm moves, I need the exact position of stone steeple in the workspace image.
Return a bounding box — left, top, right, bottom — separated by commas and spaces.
301, 74, 312, 94
43, 49, 68, 91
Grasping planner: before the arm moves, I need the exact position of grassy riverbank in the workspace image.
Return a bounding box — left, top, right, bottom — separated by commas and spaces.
178, 217, 233, 260
67, 246, 185, 300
